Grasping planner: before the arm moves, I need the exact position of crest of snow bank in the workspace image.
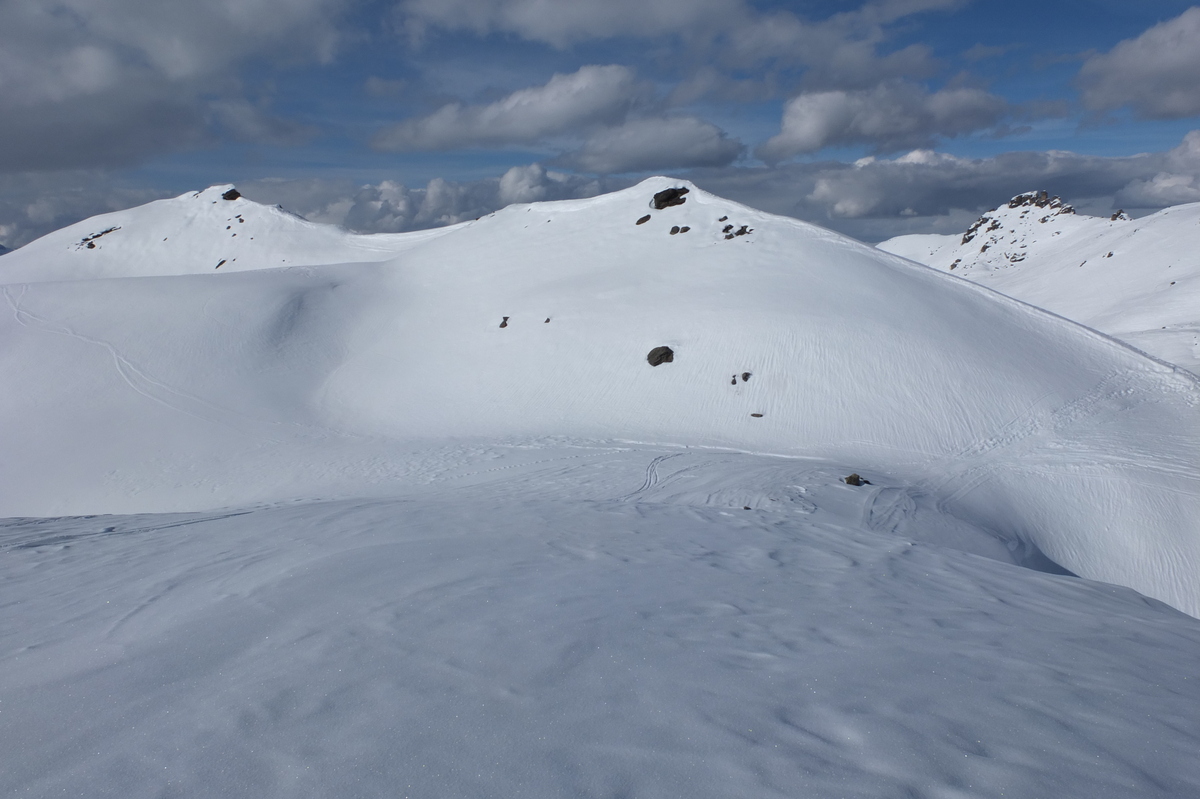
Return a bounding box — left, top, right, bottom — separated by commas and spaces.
3, 177, 1200, 616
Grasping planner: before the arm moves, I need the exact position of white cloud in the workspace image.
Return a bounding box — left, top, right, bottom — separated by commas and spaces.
0, 0, 350, 171
373, 66, 648, 151
498, 164, 577, 205
243, 169, 608, 235
1078, 7, 1200, 119
398, 0, 741, 48
756, 81, 1008, 161
399, 0, 952, 89
1114, 130, 1200, 206
561, 117, 743, 174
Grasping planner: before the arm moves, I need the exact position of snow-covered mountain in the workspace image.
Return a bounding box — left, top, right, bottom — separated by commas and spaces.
0, 184, 451, 284
3, 179, 1199, 798
879, 191, 1200, 373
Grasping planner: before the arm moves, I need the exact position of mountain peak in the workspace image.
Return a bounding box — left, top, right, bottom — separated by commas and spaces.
961, 190, 1079, 247
1005, 190, 1074, 213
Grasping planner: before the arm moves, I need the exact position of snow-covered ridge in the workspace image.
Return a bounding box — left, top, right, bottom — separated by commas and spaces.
3, 177, 1200, 617
0, 184, 453, 284
879, 191, 1200, 372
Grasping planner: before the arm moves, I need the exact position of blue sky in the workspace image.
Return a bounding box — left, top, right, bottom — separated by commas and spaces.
3, 1, 1200, 247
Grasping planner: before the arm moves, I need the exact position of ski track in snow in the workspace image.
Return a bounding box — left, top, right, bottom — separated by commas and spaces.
4, 283, 270, 436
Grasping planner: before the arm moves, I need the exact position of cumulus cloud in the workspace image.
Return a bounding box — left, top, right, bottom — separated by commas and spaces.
373, 66, 648, 151
398, 0, 741, 48
560, 118, 743, 174
799, 147, 1163, 220
1114, 130, 1200, 206
400, 0, 953, 90
756, 81, 1008, 161
0, 0, 349, 171
1079, 8, 1200, 119
0, 171, 173, 249
241, 167, 608, 235
721, 15, 937, 87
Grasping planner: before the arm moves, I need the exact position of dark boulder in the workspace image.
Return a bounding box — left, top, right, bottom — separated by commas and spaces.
679, 226, 690, 233
647, 346, 674, 366
636, 214, 651, 225
670, 226, 680, 235
652, 187, 689, 210
843, 473, 871, 486
741, 372, 751, 382
750, 413, 763, 418
222, 189, 241, 201
499, 316, 509, 328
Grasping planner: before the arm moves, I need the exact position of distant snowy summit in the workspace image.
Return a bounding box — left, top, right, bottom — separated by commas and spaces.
879, 191, 1200, 374
0, 184, 451, 284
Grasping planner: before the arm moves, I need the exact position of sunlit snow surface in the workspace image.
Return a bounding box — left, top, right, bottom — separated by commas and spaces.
4, 444, 1200, 798
879, 196, 1200, 374
3, 179, 1200, 796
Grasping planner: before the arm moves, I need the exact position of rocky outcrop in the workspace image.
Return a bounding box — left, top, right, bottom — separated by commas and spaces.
652, 187, 689, 210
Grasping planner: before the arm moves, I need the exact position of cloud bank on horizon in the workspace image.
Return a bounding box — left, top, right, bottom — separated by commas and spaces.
3, 0, 1200, 248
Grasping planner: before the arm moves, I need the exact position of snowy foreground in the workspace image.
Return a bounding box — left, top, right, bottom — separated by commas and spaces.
4, 444, 1200, 798
2, 179, 1200, 796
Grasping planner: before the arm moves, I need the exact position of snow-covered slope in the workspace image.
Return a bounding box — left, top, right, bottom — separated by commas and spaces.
0, 185, 449, 283
4, 467, 1199, 799
879, 191, 1200, 373
4, 178, 1200, 797
3, 177, 1200, 620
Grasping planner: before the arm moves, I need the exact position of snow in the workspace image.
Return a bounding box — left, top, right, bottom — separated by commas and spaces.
4, 461, 1200, 798
3, 178, 1200, 796
878, 192, 1200, 374
0, 185, 454, 284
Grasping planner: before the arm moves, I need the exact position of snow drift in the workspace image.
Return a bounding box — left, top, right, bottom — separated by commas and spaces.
2, 178, 1199, 616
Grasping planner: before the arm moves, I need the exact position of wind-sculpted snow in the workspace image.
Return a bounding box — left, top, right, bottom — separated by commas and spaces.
2, 177, 1199, 621
2, 467, 1199, 798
